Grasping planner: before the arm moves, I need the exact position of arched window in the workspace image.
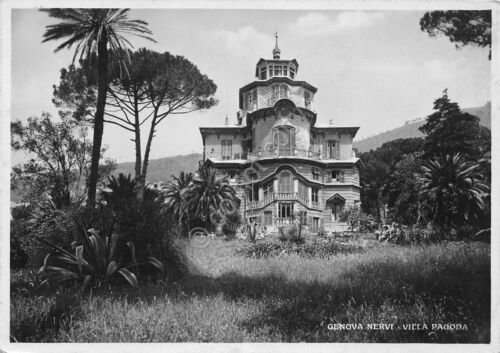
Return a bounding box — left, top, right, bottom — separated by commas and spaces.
279, 171, 293, 193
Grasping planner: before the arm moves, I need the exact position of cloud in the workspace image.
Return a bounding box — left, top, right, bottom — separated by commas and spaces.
293, 12, 384, 37
212, 26, 273, 58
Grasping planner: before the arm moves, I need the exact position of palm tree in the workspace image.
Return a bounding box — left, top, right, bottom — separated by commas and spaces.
164, 171, 193, 236
41, 9, 155, 207
417, 153, 489, 230
182, 166, 238, 232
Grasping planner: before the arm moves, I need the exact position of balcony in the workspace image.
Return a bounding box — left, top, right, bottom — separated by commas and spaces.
246, 192, 323, 210
247, 148, 321, 161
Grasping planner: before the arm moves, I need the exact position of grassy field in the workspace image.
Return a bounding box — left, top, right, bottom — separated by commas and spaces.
10, 234, 490, 343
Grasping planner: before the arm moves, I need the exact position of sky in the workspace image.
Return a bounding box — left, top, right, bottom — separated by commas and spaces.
9, 8, 491, 165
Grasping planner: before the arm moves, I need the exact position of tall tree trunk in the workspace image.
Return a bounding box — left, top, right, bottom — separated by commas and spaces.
138, 107, 159, 201
133, 93, 142, 181
87, 37, 109, 207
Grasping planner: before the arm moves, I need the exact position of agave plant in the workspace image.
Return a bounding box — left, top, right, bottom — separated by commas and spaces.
38, 225, 163, 289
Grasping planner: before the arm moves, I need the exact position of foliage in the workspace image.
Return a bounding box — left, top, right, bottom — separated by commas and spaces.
100, 174, 172, 261
419, 90, 489, 159
235, 239, 363, 259
39, 225, 164, 289
11, 201, 77, 269
11, 115, 90, 207
417, 153, 489, 231
41, 8, 155, 206
11, 231, 28, 269
338, 205, 376, 232
181, 165, 239, 232
376, 223, 441, 244
222, 211, 242, 240
420, 10, 491, 59
316, 226, 328, 238
164, 171, 194, 237
278, 219, 304, 244
384, 152, 424, 225
52, 63, 97, 122
359, 137, 424, 221
57, 48, 218, 200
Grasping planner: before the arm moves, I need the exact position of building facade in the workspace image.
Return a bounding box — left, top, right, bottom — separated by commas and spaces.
200, 36, 361, 232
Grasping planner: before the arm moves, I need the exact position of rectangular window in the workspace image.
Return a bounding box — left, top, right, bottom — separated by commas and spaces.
313, 217, 320, 232
284, 66, 288, 76
304, 90, 312, 109
269, 65, 274, 77
260, 67, 267, 80
263, 181, 274, 198
221, 140, 232, 160
312, 169, 320, 181
298, 181, 308, 201
278, 202, 293, 218
312, 187, 319, 203
274, 65, 279, 76
246, 90, 257, 110
290, 67, 295, 79
331, 170, 338, 181
264, 211, 273, 226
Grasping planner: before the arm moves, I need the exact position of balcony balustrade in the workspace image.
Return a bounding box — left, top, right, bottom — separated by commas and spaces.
245, 192, 322, 210
247, 148, 322, 161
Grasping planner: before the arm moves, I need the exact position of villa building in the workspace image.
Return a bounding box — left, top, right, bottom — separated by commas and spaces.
199, 35, 361, 232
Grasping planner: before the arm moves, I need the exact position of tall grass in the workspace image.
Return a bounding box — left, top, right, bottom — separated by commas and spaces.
11, 238, 490, 342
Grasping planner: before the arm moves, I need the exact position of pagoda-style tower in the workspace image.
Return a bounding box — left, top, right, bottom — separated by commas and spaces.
199, 36, 361, 232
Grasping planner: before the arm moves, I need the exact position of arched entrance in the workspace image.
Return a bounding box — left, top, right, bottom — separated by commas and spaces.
326, 193, 345, 222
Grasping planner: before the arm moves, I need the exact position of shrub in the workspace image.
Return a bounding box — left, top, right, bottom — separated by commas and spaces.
278, 221, 305, 244
10, 232, 28, 269
10, 200, 77, 269
376, 223, 442, 245
222, 211, 242, 240
38, 225, 164, 289
317, 226, 328, 238
339, 205, 376, 232
235, 238, 364, 259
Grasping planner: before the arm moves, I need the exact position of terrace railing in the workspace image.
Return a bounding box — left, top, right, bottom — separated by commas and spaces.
245, 192, 322, 210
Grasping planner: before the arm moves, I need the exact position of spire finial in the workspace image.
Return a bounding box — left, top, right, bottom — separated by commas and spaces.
273, 32, 281, 59
225, 115, 229, 126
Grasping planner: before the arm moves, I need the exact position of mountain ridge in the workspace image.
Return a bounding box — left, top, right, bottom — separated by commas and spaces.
353, 102, 491, 153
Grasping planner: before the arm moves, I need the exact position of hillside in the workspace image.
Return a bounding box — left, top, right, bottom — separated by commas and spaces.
113, 153, 203, 183
354, 102, 491, 153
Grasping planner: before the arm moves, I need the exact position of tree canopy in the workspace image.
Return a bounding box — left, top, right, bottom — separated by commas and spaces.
419, 90, 487, 159
41, 8, 155, 206
420, 10, 491, 59
11, 114, 114, 208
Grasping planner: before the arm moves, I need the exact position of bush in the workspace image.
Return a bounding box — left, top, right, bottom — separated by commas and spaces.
222, 211, 242, 240
100, 174, 183, 277
278, 221, 305, 244
10, 201, 77, 269
235, 238, 363, 259
39, 225, 164, 289
317, 226, 328, 238
10, 232, 28, 269
339, 205, 376, 232
376, 223, 442, 245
